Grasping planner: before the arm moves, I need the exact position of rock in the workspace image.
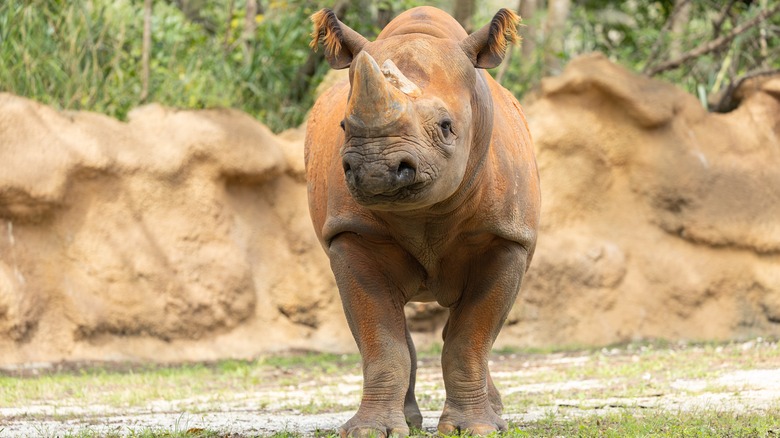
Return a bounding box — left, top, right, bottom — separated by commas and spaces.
0, 94, 352, 365
496, 53, 780, 348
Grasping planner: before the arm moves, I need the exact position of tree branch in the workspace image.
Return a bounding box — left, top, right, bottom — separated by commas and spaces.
290, 0, 349, 102
646, 3, 780, 76
712, 67, 780, 113
712, 0, 738, 38
642, 0, 690, 74
495, 44, 515, 84
454, 0, 476, 33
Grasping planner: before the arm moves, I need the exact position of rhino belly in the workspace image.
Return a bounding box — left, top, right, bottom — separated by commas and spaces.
409, 285, 437, 303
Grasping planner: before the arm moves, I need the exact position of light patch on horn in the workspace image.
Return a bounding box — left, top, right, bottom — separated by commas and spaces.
381, 59, 422, 98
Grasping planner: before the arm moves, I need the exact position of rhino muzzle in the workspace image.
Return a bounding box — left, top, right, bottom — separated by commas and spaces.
343, 153, 418, 198
342, 51, 421, 202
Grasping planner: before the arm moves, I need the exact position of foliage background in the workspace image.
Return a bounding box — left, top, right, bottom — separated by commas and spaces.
1, 0, 778, 133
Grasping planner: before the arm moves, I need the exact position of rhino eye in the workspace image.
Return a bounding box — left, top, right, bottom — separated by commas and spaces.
339, 120, 346, 131
439, 119, 453, 138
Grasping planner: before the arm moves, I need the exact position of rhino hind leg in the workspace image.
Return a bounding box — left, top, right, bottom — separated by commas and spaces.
403, 324, 423, 429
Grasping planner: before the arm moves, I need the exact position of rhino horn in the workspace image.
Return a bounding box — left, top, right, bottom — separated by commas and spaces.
381, 59, 421, 98
347, 51, 409, 129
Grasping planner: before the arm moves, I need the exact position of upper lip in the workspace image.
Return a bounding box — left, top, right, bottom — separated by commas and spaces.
351, 181, 426, 202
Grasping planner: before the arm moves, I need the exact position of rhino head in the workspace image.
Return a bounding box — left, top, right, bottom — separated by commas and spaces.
311, 7, 520, 211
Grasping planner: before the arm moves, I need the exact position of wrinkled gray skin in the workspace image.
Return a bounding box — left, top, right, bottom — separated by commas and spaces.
305, 6, 540, 437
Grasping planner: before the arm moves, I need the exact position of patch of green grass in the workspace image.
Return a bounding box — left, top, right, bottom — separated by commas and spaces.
74, 428, 227, 438
0, 356, 319, 409
490, 338, 780, 414
36, 408, 780, 438
3, 340, 780, 436
258, 352, 360, 372
418, 343, 443, 357
493, 343, 598, 356
506, 409, 780, 437
249, 409, 780, 438
260, 432, 340, 438
0, 362, 222, 408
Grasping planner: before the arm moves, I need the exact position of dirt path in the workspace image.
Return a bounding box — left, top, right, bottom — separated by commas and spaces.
2, 340, 779, 436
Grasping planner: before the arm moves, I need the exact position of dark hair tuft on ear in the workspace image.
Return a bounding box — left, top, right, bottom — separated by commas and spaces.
310, 9, 343, 57
487, 9, 521, 56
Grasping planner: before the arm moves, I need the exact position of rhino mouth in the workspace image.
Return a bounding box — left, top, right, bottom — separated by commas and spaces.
347, 180, 429, 209
341, 146, 432, 209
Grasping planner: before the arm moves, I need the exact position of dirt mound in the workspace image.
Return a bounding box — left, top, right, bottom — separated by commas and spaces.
1, 53, 779, 365
496, 53, 780, 347
0, 96, 352, 365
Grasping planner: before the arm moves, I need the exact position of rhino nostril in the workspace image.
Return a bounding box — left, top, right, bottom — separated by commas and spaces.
397, 160, 414, 173
343, 160, 353, 179
395, 160, 416, 185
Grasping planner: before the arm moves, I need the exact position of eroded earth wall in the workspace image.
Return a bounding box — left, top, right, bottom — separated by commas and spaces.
497, 53, 780, 348
1, 54, 779, 365
0, 99, 352, 364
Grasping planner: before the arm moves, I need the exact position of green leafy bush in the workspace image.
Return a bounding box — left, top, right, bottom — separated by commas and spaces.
495, 1, 780, 109
2, 1, 777, 132
0, 0, 328, 132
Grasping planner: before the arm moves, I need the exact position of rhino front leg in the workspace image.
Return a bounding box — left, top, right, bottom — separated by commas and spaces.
442, 320, 504, 416
329, 234, 423, 438
438, 242, 527, 435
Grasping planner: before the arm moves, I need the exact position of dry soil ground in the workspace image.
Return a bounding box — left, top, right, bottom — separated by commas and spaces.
1, 339, 779, 436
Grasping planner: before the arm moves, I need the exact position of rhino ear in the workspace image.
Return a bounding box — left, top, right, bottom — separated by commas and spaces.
460, 9, 521, 69
310, 8, 369, 70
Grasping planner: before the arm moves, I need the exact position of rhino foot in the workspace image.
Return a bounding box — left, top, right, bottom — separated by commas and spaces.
339, 413, 410, 438
339, 427, 408, 438
437, 401, 507, 436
